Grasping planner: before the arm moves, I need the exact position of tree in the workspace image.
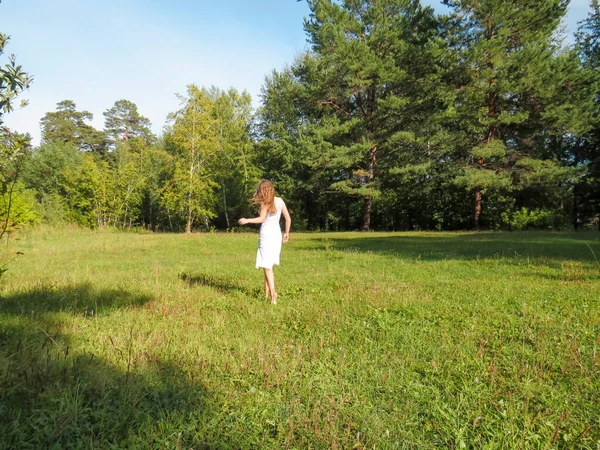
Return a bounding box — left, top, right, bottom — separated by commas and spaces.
255, 67, 314, 229
104, 140, 149, 228
103, 99, 153, 146
20, 142, 83, 224
442, 0, 577, 228
577, 0, 600, 68
0, 31, 32, 243
0, 33, 32, 128
160, 85, 220, 233
574, 0, 600, 229
298, 0, 444, 230
137, 142, 172, 230
210, 87, 258, 229
0, 132, 31, 237
40, 100, 106, 153
60, 154, 108, 227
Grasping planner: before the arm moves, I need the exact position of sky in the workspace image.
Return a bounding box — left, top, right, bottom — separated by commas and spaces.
1, 0, 594, 145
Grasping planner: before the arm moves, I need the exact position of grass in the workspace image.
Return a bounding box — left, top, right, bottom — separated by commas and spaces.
0, 226, 599, 449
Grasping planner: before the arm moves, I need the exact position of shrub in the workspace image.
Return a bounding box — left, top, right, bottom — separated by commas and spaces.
501, 207, 567, 230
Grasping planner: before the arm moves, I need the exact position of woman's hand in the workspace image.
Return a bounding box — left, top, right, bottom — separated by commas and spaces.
238, 218, 249, 226
283, 233, 289, 243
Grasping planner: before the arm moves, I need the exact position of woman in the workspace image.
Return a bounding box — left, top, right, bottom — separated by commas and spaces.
238, 180, 291, 304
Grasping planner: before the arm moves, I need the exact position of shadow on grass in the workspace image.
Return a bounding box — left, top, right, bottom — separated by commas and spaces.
0, 283, 217, 449
0, 282, 150, 315
310, 232, 600, 266
180, 272, 259, 297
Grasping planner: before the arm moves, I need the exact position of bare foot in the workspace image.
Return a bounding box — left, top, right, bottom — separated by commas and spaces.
271, 293, 278, 305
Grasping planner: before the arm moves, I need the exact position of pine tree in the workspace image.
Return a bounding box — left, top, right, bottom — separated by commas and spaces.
299, 0, 443, 230
103, 99, 153, 146
40, 100, 106, 153
443, 0, 572, 228
255, 67, 314, 228
574, 0, 600, 228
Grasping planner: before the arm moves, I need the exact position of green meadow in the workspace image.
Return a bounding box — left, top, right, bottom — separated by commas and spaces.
0, 228, 599, 449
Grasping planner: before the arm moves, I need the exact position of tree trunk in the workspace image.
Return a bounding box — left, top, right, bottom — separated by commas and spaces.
361, 145, 377, 231
149, 193, 153, 231
0, 169, 18, 241
186, 158, 194, 234
572, 184, 578, 230
472, 18, 497, 232
187, 113, 197, 234
362, 197, 372, 231
306, 192, 315, 230
474, 186, 482, 230
186, 208, 192, 233
223, 184, 230, 229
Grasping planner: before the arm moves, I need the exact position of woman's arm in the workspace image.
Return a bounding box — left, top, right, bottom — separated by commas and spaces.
281, 201, 291, 242
238, 204, 269, 226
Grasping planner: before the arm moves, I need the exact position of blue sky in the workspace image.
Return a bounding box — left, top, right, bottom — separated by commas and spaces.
1, 0, 593, 145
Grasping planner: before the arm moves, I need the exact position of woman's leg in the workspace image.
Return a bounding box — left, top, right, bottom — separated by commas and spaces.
263, 267, 277, 304
264, 271, 269, 298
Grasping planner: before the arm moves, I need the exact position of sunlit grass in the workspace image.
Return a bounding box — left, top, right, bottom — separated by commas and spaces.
1, 227, 599, 448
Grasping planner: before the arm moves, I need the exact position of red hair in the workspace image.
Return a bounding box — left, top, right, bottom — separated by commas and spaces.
253, 179, 277, 214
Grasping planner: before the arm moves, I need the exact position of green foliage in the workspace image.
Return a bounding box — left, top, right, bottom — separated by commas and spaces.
501, 207, 565, 230
1, 30, 32, 238
250, 0, 595, 231
34, 193, 69, 226
0, 28, 32, 282
470, 140, 507, 161
0, 132, 31, 239
0, 33, 32, 126
6, 1, 600, 232
103, 99, 154, 146
60, 155, 106, 227
167, 85, 217, 231
297, 0, 447, 230
103, 141, 148, 228
441, 0, 584, 227
576, 0, 600, 69
0, 183, 39, 228
40, 100, 106, 153
21, 141, 83, 195
255, 67, 320, 228
158, 158, 218, 230
210, 88, 260, 228
137, 144, 173, 230
453, 168, 512, 190
573, 0, 600, 228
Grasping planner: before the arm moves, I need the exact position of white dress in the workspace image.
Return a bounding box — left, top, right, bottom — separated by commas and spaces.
256, 197, 284, 269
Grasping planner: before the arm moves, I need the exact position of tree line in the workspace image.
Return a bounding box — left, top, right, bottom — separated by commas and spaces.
2, 0, 600, 232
